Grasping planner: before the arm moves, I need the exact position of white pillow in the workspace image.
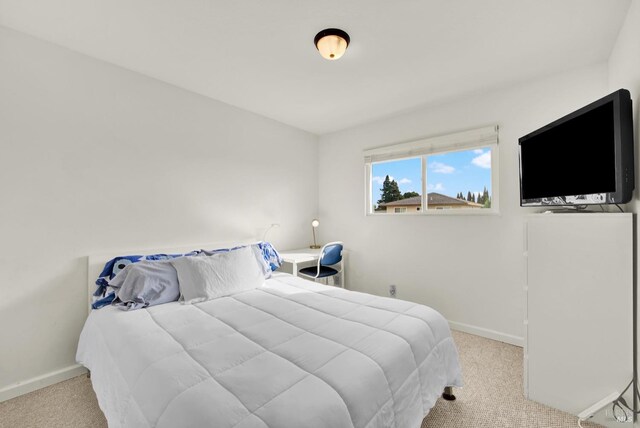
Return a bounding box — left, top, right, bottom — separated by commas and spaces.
171, 245, 266, 304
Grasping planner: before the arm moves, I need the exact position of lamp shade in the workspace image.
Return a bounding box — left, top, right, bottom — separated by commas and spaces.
311, 219, 320, 228
314, 29, 350, 60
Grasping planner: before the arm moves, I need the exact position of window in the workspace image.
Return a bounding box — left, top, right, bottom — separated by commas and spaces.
427, 147, 493, 209
364, 126, 499, 215
371, 157, 421, 213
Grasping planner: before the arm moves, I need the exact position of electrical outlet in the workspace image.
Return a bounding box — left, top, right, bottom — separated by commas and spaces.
389, 285, 396, 298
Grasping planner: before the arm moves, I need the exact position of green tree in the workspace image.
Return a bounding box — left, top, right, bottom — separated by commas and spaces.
477, 189, 485, 205
402, 191, 419, 199
388, 180, 402, 201
377, 175, 403, 205
467, 191, 472, 202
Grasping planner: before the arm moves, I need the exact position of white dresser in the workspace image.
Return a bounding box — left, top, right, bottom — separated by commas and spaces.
524, 213, 633, 416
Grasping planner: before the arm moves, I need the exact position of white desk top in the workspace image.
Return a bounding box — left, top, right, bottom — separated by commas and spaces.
279, 248, 321, 263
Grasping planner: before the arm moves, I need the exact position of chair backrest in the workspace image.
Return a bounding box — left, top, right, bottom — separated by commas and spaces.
319, 241, 343, 266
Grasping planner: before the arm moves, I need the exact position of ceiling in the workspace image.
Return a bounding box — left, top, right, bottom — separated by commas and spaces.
0, 0, 631, 135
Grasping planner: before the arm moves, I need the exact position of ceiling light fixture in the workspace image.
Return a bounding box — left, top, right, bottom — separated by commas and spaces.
314, 28, 350, 60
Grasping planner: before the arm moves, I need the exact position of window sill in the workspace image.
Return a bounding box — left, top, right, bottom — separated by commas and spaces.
366, 209, 500, 217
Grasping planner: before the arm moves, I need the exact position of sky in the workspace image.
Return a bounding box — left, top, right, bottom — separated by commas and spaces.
371, 147, 492, 203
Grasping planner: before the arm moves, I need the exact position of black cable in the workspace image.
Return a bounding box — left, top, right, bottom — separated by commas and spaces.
611, 380, 640, 415
635, 376, 640, 410
615, 203, 624, 213
612, 400, 630, 422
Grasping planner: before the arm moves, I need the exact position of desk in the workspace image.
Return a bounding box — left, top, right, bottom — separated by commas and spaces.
279, 247, 345, 287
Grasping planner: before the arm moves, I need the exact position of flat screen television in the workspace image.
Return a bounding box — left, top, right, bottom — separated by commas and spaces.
518, 89, 634, 207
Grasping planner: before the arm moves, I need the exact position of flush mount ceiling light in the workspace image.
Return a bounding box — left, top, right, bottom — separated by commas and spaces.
314, 28, 350, 60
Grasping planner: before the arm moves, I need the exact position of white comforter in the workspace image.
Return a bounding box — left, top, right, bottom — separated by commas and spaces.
77, 273, 462, 428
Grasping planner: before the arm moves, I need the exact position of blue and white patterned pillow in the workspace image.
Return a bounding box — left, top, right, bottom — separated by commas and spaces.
258, 242, 283, 271
93, 252, 197, 309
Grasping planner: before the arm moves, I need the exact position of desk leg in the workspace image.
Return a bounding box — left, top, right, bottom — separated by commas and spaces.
292, 261, 298, 276
340, 268, 345, 288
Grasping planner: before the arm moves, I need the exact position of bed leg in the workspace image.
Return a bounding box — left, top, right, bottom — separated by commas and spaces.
442, 386, 456, 401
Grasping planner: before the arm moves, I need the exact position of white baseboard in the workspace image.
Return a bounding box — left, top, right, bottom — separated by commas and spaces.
449, 320, 524, 347
0, 364, 88, 403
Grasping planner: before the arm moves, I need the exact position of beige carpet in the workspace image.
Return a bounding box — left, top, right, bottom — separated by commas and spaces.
422, 331, 601, 428
0, 331, 601, 428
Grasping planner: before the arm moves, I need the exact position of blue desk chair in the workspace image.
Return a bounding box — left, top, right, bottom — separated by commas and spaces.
298, 241, 344, 287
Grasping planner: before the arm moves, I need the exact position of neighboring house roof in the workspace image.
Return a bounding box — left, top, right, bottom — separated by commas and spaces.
379, 196, 422, 206
379, 193, 483, 207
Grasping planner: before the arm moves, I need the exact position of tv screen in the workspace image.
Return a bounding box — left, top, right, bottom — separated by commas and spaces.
519, 89, 634, 207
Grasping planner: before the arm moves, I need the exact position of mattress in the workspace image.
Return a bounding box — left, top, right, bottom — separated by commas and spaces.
77, 273, 462, 428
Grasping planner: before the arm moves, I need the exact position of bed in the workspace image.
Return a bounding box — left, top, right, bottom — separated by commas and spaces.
77, 244, 462, 428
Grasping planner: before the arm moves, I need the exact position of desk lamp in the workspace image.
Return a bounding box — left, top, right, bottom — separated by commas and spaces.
310, 219, 321, 249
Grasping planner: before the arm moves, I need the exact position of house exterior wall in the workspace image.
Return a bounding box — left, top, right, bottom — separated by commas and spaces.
383, 202, 481, 212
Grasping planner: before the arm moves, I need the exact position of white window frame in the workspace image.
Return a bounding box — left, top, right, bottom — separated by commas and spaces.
364, 125, 499, 216
394, 207, 408, 213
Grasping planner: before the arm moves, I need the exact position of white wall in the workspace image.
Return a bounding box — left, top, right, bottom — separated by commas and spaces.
318, 64, 609, 344
0, 26, 318, 396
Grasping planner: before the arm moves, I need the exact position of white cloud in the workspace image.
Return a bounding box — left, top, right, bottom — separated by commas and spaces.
372, 176, 385, 185
427, 183, 445, 191
472, 151, 491, 169
473, 149, 484, 154
372, 175, 412, 185
429, 162, 455, 174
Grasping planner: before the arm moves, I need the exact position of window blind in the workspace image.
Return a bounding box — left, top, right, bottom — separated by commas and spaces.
363, 125, 498, 163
